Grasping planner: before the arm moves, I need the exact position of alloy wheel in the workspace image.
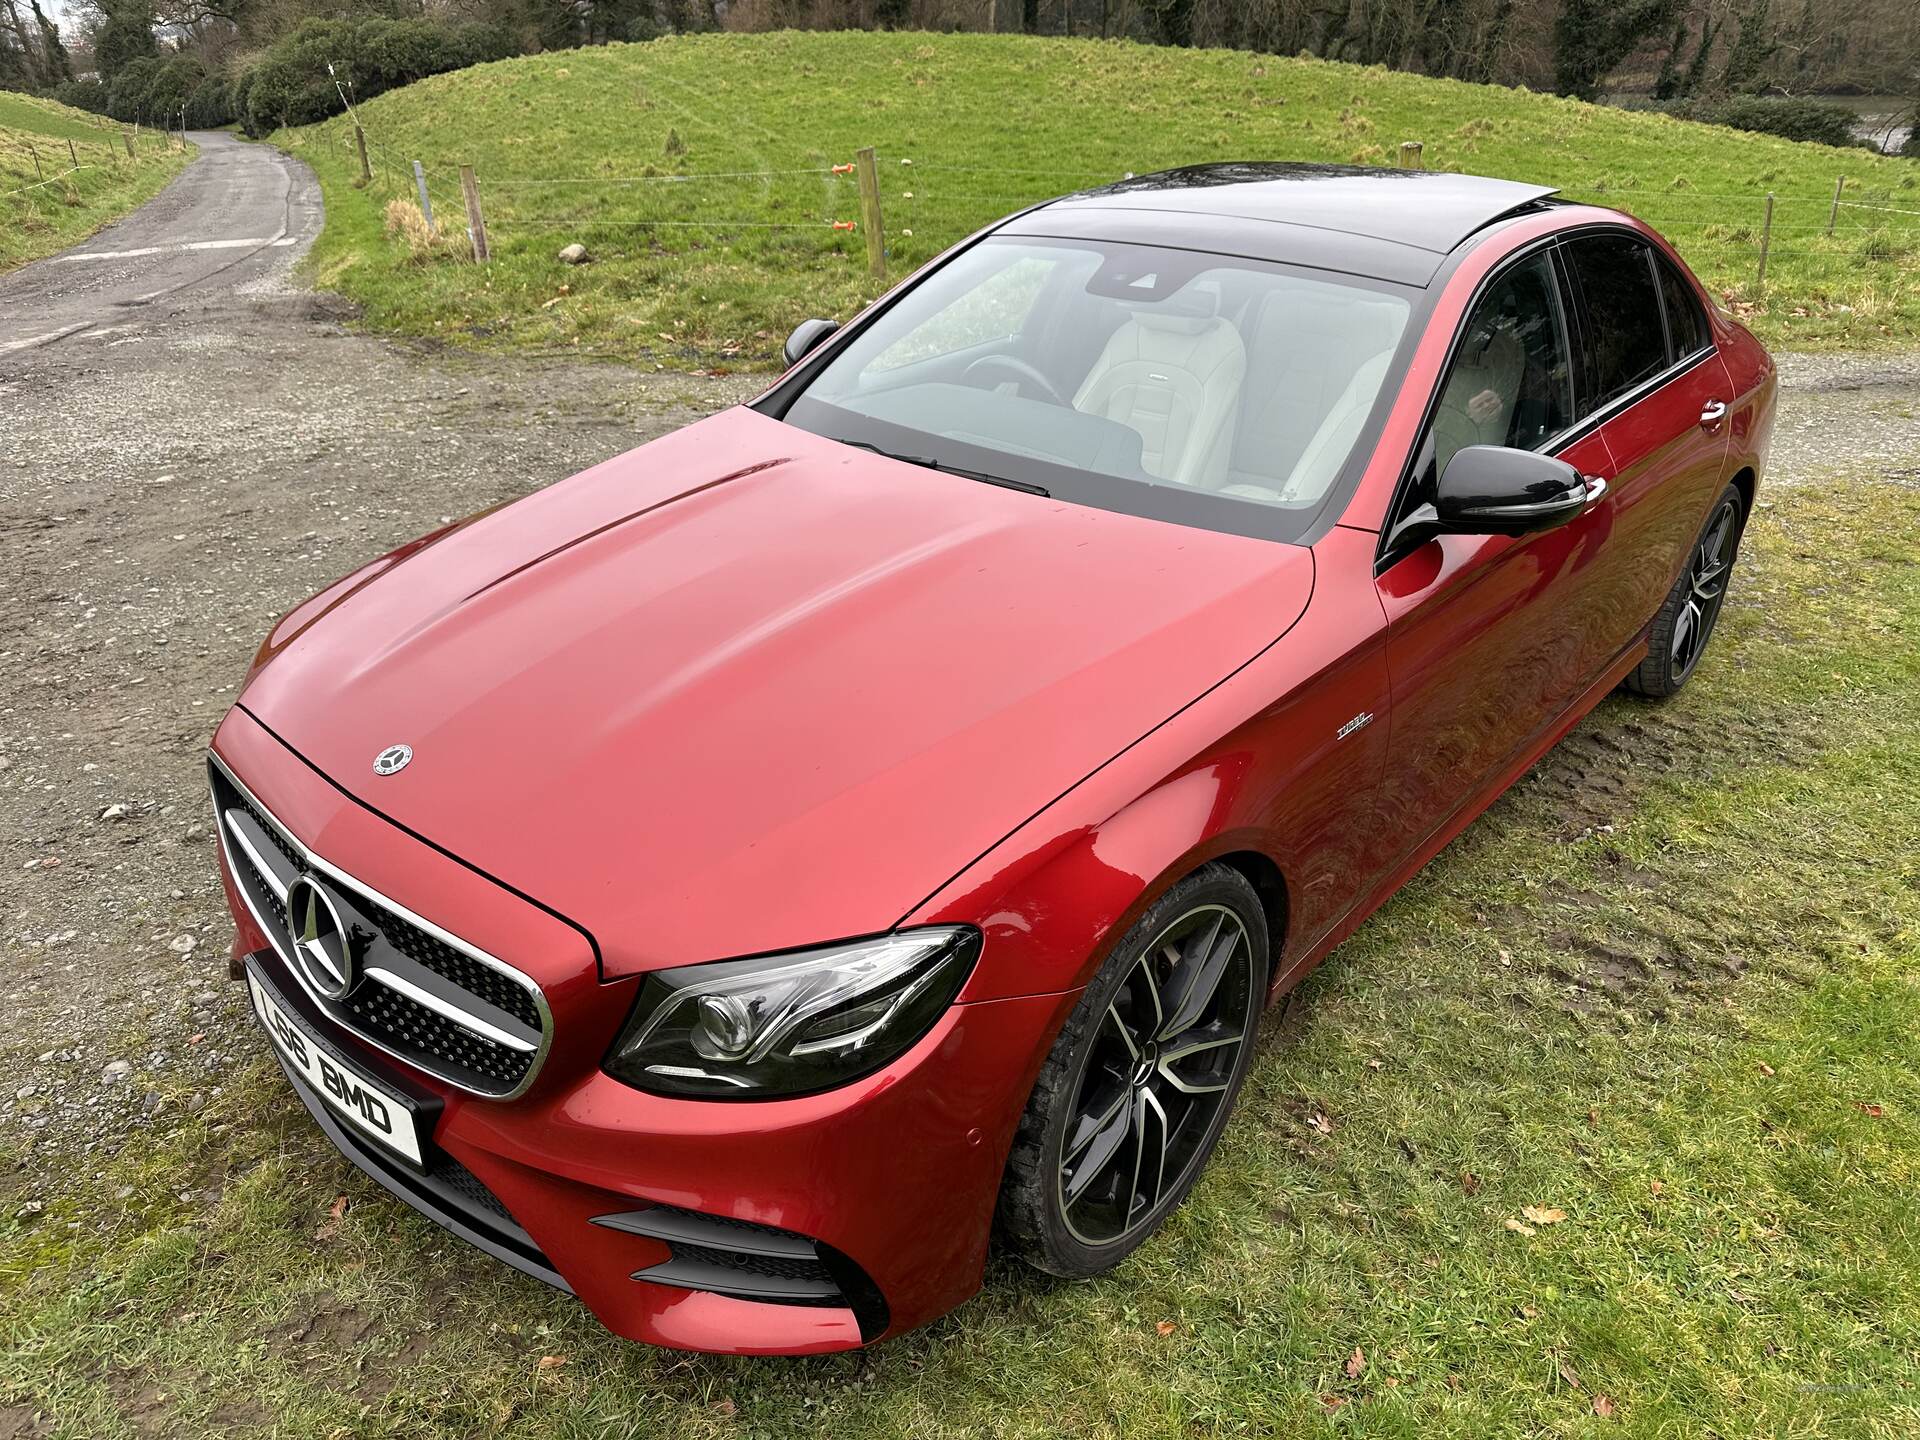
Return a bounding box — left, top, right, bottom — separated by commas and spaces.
1671, 497, 1740, 679
1056, 904, 1256, 1247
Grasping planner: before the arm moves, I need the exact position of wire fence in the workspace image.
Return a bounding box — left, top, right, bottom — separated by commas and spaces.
312, 109, 1920, 326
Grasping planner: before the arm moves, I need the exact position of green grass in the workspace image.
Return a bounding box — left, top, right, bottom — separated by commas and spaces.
0, 90, 190, 272
4, 473, 1920, 1437
279, 31, 1920, 368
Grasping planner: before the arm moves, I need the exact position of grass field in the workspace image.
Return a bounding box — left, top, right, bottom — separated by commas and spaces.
0, 90, 190, 272
278, 32, 1920, 369
4, 471, 1918, 1437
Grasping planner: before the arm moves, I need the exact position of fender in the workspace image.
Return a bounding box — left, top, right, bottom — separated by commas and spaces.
922, 525, 1395, 1005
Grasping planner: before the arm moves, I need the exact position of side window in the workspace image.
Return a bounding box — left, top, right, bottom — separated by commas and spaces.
1565, 233, 1668, 408
1654, 254, 1710, 360
1431, 251, 1575, 482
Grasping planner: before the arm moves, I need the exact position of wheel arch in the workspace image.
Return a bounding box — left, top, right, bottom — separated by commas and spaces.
1728, 464, 1756, 519
940, 757, 1295, 1005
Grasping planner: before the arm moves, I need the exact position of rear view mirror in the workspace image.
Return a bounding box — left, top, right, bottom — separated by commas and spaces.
1435, 445, 1591, 537
783, 318, 839, 368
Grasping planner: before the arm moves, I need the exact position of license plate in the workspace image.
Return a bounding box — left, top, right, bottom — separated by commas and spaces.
247, 968, 424, 1166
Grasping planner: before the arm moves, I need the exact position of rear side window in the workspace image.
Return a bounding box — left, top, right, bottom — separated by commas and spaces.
1564, 234, 1667, 409
1655, 255, 1710, 360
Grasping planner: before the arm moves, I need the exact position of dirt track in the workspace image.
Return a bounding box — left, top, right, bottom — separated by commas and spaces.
0, 136, 1915, 1170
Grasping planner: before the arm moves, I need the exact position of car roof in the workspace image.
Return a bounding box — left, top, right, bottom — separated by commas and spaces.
1000, 162, 1561, 287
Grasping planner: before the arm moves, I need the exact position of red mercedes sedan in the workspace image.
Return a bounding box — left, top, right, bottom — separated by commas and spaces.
209, 163, 1774, 1354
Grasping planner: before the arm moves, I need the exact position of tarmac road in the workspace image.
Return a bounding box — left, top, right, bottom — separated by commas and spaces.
0, 130, 325, 354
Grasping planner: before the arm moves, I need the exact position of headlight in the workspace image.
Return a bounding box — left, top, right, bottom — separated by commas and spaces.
602, 927, 981, 1099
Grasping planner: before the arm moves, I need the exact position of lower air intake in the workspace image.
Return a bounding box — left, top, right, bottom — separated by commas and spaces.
591, 1204, 889, 1342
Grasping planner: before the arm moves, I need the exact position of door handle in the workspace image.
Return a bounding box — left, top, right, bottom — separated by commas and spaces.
1581, 474, 1609, 508
1699, 399, 1728, 431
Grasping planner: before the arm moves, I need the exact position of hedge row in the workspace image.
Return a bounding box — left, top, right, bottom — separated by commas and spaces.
51, 18, 510, 137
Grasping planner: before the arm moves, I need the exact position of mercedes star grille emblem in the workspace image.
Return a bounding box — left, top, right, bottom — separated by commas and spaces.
373, 743, 413, 776
286, 874, 359, 1000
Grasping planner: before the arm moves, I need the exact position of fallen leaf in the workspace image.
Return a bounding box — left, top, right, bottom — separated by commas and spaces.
186, 1033, 205, 1046
1345, 1345, 1366, 1379
1497, 947, 1512, 966
1593, 1393, 1616, 1418
1365, 1058, 1383, 1071
1318, 1393, 1347, 1412
536, 1354, 568, 1370
1857, 1102, 1885, 1118
1460, 1171, 1481, 1195
711, 1398, 737, 1417
1586, 1108, 1600, 1128
1504, 1218, 1536, 1237
329, 1195, 349, 1221
1516, 1304, 1539, 1319
1649, 1179, 1664, 1196
1522, 1206, 1568, 1226
1308, 1112, 1333, 1135
1155, 1320, 1177, 1337
1557, 1359, 1584, 1391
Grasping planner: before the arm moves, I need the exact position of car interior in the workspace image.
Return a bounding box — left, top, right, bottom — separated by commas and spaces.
791, 240, 1415, 523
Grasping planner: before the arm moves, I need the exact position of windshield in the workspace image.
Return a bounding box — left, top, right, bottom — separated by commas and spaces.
773, 236, 1415, 542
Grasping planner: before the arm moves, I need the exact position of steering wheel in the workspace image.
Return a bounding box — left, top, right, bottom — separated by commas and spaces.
961, 354, 1069, 407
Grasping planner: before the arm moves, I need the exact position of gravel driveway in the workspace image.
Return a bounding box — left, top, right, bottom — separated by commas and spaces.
0, 139, 1915, 1182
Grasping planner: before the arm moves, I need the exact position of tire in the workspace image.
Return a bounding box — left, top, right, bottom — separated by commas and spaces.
1626, 482, 1746, 699
998, 863, 1271, 1278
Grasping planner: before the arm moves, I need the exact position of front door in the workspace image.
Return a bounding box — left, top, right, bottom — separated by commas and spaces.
1371, 245, 1616, 857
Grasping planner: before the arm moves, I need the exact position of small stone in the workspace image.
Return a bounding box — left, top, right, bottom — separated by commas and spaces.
557, 243, 591, 265
35, 1051, 53, 1064
168, 933, 197, 954
101, 1060, 132, 1084
100, 803, 129, 822
15, 1085, 34, 1100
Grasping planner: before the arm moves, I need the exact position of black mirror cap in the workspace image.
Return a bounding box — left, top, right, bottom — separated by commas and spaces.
783, 318, 840, 369
1435, 445, 1588, 537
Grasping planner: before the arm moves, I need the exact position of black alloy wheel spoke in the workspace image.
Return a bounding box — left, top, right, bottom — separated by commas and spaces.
1672, 499, 1738, 675
1056, 903, 1256, 1246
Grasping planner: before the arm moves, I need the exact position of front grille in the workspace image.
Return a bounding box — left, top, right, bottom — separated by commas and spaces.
211, 757, 551, 1099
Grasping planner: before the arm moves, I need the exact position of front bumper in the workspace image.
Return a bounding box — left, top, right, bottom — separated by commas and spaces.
213, 708, 1074, 1353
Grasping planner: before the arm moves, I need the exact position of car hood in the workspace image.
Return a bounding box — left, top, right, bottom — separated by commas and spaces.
240, 407, 1314, 976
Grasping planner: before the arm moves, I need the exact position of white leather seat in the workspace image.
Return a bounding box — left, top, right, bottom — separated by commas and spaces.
1224, 285, 1404, 504
1073, 289, 1246, 490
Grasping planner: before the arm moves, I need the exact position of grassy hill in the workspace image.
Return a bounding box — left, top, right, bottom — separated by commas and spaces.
282, 31, 1920, 367
0, 90, 190, 272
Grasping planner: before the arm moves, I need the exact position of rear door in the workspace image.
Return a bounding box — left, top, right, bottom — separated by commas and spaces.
1560, 232, 1732, 656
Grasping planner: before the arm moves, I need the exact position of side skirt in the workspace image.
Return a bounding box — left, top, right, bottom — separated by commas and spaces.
1270, 627, 1652, 998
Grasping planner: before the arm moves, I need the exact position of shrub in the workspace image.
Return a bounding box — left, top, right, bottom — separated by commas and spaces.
1616, 95, 1864, 149
239, 18, 512, 137
49, 78, 108, 114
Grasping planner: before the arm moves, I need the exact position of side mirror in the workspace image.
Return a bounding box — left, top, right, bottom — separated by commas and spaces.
783, 318, 839, 368
1434, 445, 1594, 537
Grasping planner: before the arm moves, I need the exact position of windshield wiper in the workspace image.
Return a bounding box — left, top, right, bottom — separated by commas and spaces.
836, 439, 1050, 498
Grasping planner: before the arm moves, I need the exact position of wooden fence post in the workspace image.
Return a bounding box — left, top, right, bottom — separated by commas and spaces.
459, 164, 490, 262
1756, 192, 1775, 291
354, 124, 372, 186
67, 137, 78, 166
1398, 140, 1423, 169
855, 145, 885, 282
1827, 175, 1844, 236
123, 132, 135, 161
412, 160, 436, 233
